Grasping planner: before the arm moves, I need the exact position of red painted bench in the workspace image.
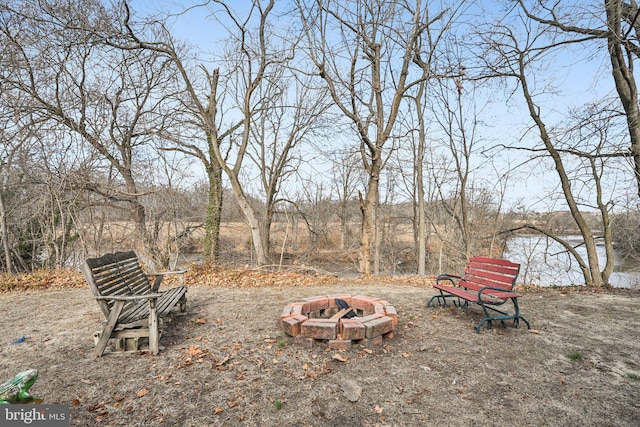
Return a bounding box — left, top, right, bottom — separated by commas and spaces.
427, 256, 530, 333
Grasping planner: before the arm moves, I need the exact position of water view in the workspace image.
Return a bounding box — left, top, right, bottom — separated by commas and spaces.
504, 235, 640, 289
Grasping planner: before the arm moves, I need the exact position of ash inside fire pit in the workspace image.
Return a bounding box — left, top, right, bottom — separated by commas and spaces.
280, 294, 397, 348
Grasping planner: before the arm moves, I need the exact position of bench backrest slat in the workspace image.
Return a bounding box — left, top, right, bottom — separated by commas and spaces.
467, 261, 518, 276
81, 251, 153, 320
461, 256, 520, 291
467, 256, 519, 269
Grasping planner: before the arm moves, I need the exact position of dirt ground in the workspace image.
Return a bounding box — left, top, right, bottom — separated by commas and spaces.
1, 279, 640, 426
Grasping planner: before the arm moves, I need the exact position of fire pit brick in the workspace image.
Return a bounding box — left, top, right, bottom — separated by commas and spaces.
281, 314, 307, 337
300, 318, 338, 340
384, 305, 398, 326
280, 306, 293, 318
295, 336, 315, 348
340, 318, 366, 340
363, 315, 394, 338
302, 297, 330, 314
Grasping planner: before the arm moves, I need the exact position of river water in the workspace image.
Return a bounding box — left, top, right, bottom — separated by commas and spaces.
503, 235, 640, 289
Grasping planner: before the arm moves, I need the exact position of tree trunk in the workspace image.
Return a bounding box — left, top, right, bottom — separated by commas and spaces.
230, 179, 268, 265
415, 82, 428, 276
606, 0, 640, 198
359, 159, 381, 275
416, 154, 427, 276
261, 208, 273, 259
0, 188, 13, 274
203, 159, 223, 265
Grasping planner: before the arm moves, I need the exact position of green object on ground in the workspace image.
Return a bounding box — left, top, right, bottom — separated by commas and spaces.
0, 369, 42, 404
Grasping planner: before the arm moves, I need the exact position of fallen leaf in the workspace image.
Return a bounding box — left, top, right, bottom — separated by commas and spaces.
528, 329, 541, 334
137, 388, 149, 398
332, 353, 347, 362
186, 345, 204, 357
70, 399, 80, 406
216, 356, 231, 366
80, 379, 93, 385
214, 407, 223, 415
374, 405, 384, 414
195, 318, 207, 324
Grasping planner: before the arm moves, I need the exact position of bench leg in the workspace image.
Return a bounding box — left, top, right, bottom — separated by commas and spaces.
148, 298, 159, 356
179, 293, 187, 313
475, 298, 531, 333
93, 300, 125, 358
427, 293, 446, 307
511, 297, 531, 329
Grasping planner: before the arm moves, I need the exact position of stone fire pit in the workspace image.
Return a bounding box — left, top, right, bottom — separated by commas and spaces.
280, 294, 398, 349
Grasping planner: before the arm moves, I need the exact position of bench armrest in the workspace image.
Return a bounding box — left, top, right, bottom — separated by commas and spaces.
435, 274, 462, 286
146, 270, 187, 277
147, 270, 187, 291
95, 293, 162, 301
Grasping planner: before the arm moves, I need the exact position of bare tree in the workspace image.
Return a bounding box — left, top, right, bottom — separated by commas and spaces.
297, 0, 447, 275
0, 115, 29, 273
478, 18, 619, 287
79, 2, 239, 265
0, 95, 89, 271
247, 72, 330, 256
214, 0, 275, 265
0, 0, 183, 266
107, 0, 317, 266
517, 0, 640, 198
329, 150, 363, 252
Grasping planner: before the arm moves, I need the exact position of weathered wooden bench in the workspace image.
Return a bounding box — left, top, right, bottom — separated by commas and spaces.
427, 256, 530, 333
80, 251, 188, 357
